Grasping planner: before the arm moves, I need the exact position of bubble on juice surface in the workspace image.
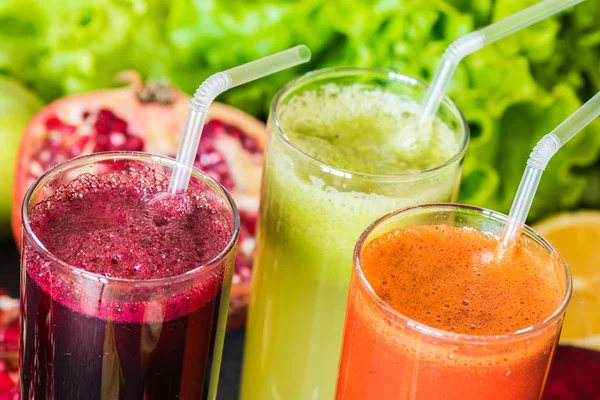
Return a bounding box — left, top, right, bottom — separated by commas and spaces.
145, 191, 194, 227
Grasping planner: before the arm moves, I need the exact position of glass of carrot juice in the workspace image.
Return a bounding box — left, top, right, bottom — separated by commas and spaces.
336, 203, 571, 400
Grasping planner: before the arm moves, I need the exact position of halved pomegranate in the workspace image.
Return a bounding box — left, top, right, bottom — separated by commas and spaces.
12, 72, 264, 329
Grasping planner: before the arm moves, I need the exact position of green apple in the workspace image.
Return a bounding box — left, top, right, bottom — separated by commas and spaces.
0, 76, 43, 238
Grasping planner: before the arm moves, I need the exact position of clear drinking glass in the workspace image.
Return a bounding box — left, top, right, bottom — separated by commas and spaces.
20, 152, 239, 400
241, 68, 470, 399
337, 203, 571, 400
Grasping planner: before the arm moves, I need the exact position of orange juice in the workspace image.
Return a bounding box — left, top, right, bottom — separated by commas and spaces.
337, 215, 569, 400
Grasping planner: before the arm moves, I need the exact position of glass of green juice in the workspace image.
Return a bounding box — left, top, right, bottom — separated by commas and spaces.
241, 67, 470, 400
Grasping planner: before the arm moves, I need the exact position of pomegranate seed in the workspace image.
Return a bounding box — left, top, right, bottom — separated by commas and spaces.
241, 212, 257, 236
221, 175, 235, 189
0, 324, 18, 346
205, 120, 226, 136
228, 127, 242, 139
242, 136, 259, 153
95, 134, 109, 149
45, 116, 62, 130
111, 119, 127, 133
0, 391, 18, 400
125, 136, 144, 151
109, 132, 127, 148
0, 374, 14, 392
95, 109, 118, 136
45, 115, 76, 135
96, 109, 115, 122
198, 140, 209, 151
95, 121, 109, 135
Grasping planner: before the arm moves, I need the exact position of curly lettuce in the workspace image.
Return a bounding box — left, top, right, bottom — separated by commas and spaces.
0, 0, 598, 221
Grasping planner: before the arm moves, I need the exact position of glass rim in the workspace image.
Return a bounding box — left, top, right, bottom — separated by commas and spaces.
353, 202, 573, 344
270, 67, 470, 182
21, 151, 241, 287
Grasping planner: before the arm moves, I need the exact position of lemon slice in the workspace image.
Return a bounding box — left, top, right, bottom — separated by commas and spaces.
533, 210, 600, 350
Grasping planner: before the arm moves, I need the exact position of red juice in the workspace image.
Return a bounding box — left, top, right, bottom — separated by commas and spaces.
20, 155, 238, 400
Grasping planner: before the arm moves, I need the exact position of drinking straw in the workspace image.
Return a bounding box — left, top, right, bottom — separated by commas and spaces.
501, 91, 600, 248
417, 0, 585, 129
168, 45, 311, 194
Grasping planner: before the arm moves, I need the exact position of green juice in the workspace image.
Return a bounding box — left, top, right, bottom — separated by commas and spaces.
241, 76, 466, 400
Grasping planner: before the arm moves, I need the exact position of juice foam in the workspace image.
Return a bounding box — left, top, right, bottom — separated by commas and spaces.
278, 83, 460, 174
26, 165, 233, 322
361, 225, 565, 335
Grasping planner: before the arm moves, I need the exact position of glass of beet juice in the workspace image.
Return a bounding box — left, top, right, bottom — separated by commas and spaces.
19, 152, 239, 400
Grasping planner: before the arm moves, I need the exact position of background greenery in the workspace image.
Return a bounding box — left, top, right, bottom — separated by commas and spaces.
1, 0, 599, 221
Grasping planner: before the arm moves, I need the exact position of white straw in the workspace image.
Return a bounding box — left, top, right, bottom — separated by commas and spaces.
168, 45, 311, 194
417, 0, 585, 130
502, 91, 600, 247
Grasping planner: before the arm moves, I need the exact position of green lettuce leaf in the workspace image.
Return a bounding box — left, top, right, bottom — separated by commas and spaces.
0, 0, 598, 222
459, 85, 600, 220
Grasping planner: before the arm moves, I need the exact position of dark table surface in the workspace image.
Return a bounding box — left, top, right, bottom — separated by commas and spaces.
0, 238, 244, 399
